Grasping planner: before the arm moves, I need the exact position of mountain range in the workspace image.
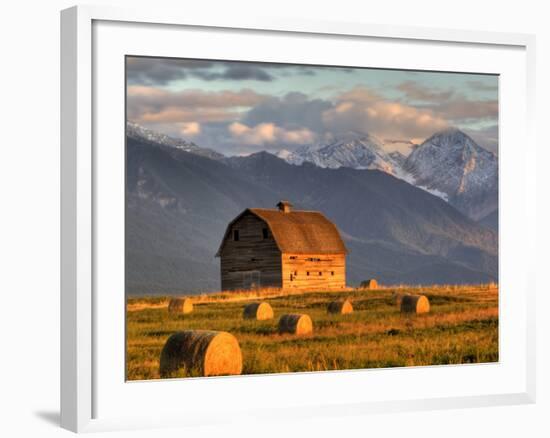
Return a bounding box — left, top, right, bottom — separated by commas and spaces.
126, 122, 498, 295
127, 121, 224, 161
277, 128, 498, 222
277, 133, 403, 175
403, 128, 498, 221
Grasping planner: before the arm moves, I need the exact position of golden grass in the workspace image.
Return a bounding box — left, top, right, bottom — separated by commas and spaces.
127, 283, 497, 309
126, 284, 498, 380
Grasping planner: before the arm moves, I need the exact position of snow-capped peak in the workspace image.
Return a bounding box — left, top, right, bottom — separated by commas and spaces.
403, 127, 498, 220
127, 121, 199, 150
277, 127, 497, 220
126, 121, 224, 160
276, 148, 294, 160
278, 133, 401, 175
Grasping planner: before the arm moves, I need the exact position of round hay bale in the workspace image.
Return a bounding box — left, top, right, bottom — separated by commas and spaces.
159, 330, 242, 377
360, 279, 378, 289
168, 297, 193, 315
327, 299, 353, 314
392, 292, 410, 307
243, 302, 274, 320
278, 314, 313, 335
400, 294, 430, 314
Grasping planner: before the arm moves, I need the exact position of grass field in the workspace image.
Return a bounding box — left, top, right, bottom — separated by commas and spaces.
126, 284, 498, 380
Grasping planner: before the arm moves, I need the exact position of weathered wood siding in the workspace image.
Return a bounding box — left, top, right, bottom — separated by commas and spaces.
219, 212, 282, 290
281, 253, 346, 291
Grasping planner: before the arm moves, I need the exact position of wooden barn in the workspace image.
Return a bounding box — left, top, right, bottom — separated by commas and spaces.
215, 201, 347, 291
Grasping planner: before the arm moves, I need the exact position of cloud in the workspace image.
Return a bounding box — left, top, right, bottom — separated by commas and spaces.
126, 58, 215, 85
127, 58, 276, 84
430, 98, 498, 122
127, 69, 499, 155
178, 122, 201, 136
127, 86, 266, 108
397, 80, 498, 123
192, 64, 274, 81
397, 81, 455, 101
127, 86, 269, 123
467, 80, 498, 92
138, 108, 239, 123
228, 122, 316, 146
140, 121, 201, 138
322, 87, 449, 140
321, 86, 498, 149
126, 58, 326, 85
243, 92, 333, 133
463, 124, 499, 154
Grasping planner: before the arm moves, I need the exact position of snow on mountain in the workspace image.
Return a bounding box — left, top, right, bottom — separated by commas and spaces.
276, 133, 402, 175
126, 121, 225, 161
128, 122, 497, 221
402, 128, 498, 220
388, 151, 407, 167
276, 148, 294, 161
277, 128, 497, 219
276, 133, 453, 201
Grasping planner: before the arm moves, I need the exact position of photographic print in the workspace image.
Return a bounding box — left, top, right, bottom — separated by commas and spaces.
125, 56, 498, 380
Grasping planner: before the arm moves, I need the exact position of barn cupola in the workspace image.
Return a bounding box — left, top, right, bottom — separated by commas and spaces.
277, 200, 293, 213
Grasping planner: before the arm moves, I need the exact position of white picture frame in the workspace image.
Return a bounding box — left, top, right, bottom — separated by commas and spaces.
60, 4, 536, 433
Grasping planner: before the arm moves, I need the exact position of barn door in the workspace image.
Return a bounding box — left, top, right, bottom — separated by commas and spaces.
242, 270, 261, 289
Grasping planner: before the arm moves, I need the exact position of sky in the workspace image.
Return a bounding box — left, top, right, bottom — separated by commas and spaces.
126, 56, 498, 156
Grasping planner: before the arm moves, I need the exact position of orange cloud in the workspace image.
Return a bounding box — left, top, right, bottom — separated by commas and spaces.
322, 86, 448, 141
140, 108, 238, 123
228, 122, 316, 145
178, 122, 201, 136
127, 86, 269, 124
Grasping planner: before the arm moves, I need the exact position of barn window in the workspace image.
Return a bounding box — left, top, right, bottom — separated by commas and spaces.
233, 230, 239, 241
262, 228, 268, 239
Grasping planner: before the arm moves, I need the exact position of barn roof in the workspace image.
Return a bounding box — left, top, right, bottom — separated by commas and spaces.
216, 207, 348, 256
